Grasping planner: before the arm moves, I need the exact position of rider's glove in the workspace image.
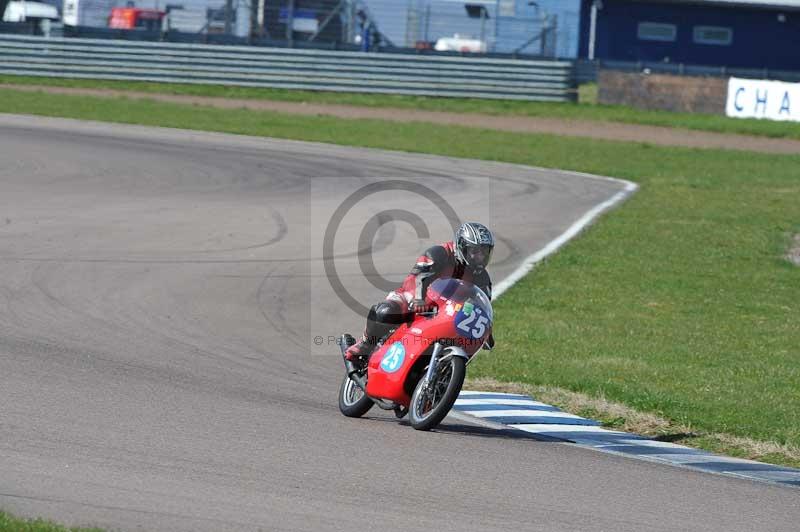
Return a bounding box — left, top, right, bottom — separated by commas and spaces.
483, 334, 495, 351
410, 299, 435, 314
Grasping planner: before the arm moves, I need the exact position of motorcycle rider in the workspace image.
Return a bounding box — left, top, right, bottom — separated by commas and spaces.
345, 221, 495, 363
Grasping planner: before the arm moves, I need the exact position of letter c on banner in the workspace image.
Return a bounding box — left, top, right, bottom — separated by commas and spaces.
734, 87, 745, 112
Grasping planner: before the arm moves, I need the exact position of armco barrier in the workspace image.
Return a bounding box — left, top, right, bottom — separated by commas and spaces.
0, 34, 577, 102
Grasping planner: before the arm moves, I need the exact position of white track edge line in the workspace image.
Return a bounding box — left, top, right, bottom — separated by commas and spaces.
493, 179, 638, 298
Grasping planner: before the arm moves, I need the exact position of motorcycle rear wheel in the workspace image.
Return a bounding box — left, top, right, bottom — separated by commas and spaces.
409, 356, 466, 431
338, 373, 374, 418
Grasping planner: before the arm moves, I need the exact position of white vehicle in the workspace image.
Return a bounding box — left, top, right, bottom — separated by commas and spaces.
62, 0, 116, 27
3, 1, 59, 22
434, 34, 487, 53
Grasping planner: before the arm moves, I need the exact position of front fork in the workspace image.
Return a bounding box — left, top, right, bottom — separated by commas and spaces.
423, 342, 444, 393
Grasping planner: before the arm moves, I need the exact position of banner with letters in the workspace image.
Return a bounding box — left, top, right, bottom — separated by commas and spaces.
726, 77, 800, 122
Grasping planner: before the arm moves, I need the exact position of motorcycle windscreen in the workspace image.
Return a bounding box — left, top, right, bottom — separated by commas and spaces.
427, 278, 493, 324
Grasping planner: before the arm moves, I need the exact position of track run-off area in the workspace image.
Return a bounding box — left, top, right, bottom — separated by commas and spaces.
1, 115, 798, 532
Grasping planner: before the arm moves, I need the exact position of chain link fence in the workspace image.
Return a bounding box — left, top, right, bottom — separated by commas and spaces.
1, 0, 581, 58
402, 0, 573, 57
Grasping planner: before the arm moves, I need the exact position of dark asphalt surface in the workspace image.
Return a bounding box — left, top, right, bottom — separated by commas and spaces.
0, 115, 798, 532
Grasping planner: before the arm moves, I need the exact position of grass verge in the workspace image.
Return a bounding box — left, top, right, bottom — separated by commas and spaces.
578, 82, 598, 105
466, 377, 800, 468
2, 75, 800, 140
1, 88, 798, 467
0, 511, 102, 532
786, 234, 800, 266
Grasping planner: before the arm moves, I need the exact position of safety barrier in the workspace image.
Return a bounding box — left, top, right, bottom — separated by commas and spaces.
0, 34, 577, 102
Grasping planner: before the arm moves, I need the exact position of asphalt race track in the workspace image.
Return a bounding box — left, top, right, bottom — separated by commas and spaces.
1, 115, 798, 532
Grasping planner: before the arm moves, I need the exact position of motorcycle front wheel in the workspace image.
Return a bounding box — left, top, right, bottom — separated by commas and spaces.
409, 356, 466, 431
338, 373, 374, 418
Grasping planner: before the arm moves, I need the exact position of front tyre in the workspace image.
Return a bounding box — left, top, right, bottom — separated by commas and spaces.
338, 373, 374, 418
409, 356, 466, 431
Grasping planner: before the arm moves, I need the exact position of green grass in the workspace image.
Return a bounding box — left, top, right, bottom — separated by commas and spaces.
481, 169, 800, 449
0, 511, 102, 532
4, 74, 800, 140
578, 82, 598, 104
1, 87, 799, 465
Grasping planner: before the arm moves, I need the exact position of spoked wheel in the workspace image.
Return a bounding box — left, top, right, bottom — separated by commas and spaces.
409, 356, 466, 431
338, 373, 374, 418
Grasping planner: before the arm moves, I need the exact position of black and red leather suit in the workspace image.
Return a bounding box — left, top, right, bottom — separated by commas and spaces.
362, 240, 492, 346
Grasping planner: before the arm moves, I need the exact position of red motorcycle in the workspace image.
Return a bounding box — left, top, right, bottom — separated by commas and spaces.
338, 278, 493, 431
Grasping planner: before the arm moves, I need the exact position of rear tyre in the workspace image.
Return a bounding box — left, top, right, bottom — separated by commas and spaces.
338, 373, 374, 418
409, 356, 466, 431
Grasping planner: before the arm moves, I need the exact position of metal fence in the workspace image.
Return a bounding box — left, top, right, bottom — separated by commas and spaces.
0, 34, 576, 101
575, 59, 800, 85
599, 59, 800, 84
1, 0, 582, 56
402, 1, 578, 58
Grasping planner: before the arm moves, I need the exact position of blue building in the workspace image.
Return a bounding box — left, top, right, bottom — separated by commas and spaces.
579, 0, 800, 70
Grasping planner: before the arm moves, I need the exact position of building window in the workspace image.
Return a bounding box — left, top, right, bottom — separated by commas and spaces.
693, 26, 733, 46
637, 22, 677, 42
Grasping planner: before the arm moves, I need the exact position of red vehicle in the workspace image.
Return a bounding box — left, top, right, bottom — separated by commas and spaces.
338, 278, 493, 430
108, 7, 165, 30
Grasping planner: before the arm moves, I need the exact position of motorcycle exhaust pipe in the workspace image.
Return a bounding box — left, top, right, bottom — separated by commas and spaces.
344, 358, 367, 391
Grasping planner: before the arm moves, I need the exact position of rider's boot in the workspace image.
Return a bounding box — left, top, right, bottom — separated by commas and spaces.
344, 333, 377, 367
345, 309, 397, 368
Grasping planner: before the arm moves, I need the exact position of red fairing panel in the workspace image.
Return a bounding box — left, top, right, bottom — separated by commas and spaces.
365, 323, 426, 405
364, 283, 491, 406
